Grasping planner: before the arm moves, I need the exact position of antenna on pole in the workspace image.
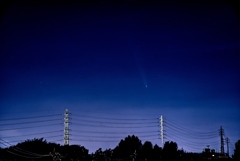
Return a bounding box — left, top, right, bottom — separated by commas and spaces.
64, 108, 69, 145
160, 115, 164, 147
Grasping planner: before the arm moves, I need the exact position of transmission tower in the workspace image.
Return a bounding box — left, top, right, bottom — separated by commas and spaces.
219, 126, 225, 155
159, 115, 164, 147
64, 109, 69, 145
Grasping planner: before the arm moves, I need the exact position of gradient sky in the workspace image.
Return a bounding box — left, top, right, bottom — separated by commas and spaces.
0, 0, 240, 155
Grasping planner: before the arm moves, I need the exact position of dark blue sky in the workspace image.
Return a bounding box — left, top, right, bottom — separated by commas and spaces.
0, 0, 240, 155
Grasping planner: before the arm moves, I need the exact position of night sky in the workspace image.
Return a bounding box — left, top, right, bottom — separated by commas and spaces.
0, 0, 240, 155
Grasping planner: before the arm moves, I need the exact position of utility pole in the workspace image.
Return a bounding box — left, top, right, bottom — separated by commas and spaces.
226, 137, 229, 156
219, 126, 225, 155
50, 148, 61, 161
159, 115, 164, 147
64, 108, 69, 145
131, 150, 137, 161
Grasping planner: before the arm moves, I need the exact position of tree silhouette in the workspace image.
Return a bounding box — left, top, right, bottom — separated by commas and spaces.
0, 138, 89, 161
153, 144, 162, 161
92, 148, 113, 161
1, 138, 56, 161
103, 148, 114, 161
141, 141, 153, 161
233, 140, 240, 161
113, 135, 142, 161
60, 144, 89, 161
93, 148, 105, 161
3, 136, 231, 161
162, 141, 178, 161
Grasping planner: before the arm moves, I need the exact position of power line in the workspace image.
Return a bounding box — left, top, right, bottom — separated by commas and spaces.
1, 130, 63, 138
72, 122, 157, 128
165, 133, 219, 147
164, 135, 219, 152
0, 123, 62, 131
162, 116, 222, 153
72, 113, 158, 121
73, 137, 159, 143
1, 136, 62, 144
2, 109, 64, 114
42, 134, 62, 139
49, 139, 62, 142
0, 136, 62, 145
165, 119, 218, 135
165, 123, 218, 139
0, 114, 62, 122
73, 129, 158, 134
0, 118, 62, 126
6, 150, 46, 159
0, 139, 49, 158
73, 138, 119, 142
71, 117, 158, 125
72, 133, 158, 139
11, 147, 43, 157
165, 130, 219, 143
164, 125, 219, 147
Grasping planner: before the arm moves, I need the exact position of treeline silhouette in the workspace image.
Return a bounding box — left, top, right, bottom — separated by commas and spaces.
0, 136, 239, 161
